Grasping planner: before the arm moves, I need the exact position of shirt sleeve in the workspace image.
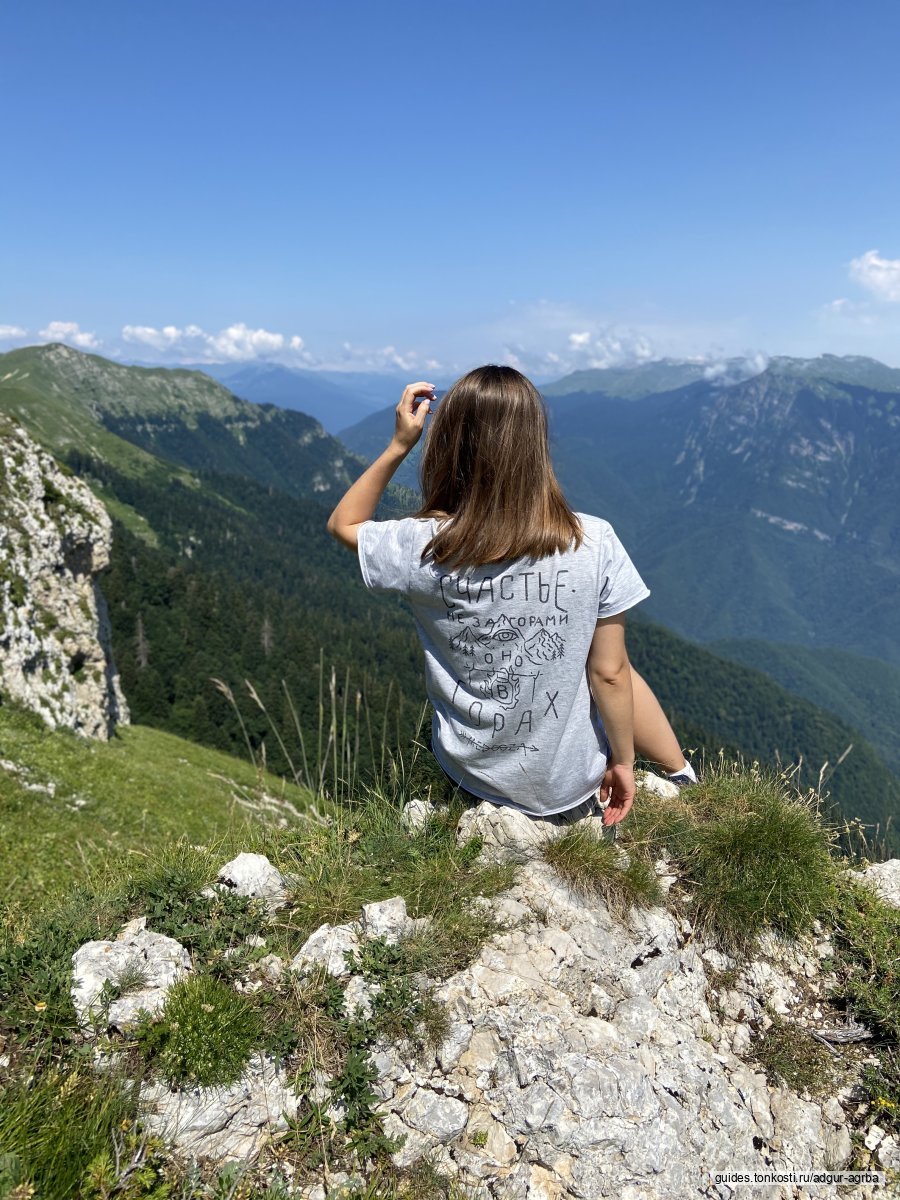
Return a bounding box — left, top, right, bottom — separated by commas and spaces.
356, 518, 417, 594
597, 524, 651, 618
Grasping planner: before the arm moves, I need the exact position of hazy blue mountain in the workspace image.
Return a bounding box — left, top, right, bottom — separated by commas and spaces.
187, 364, 452, 434
338, 405, 422, 489
542, 358, 720, 400
545, 356, 900, 664
195, 362, 377, 432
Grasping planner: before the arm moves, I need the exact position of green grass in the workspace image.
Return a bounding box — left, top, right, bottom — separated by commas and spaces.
0, 1057, 140, 1200
0, 734, 512, 1194
827, 874, 900, 1041
750, 1016, 839, 1096
0, 702, 311, 908
543, 823, 664, 915
139, 974, 263, 1087
621, 759, 839, 956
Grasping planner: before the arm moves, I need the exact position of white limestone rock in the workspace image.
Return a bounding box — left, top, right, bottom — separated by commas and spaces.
290, 923, 360, 977
139, 1053, 300, 1161
71, 917, 191, 1031
455, 795, 647, 868
855, 858, 900, 909
401, 797, 435, 831
343, 975, 381, 1019
359, 895, 430, 944
0, 415, 128, 739
215, 852, 289, 912
636, 770, 680, 801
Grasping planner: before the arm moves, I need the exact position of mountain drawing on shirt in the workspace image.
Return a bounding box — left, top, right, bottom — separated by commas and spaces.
523, 629, 565, 664
450, 618, 565, 717
450, 626, 481, 658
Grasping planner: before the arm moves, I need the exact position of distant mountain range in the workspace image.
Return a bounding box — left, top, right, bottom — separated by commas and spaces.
190, 362, 415, 434
340, 353, 900, 666
1, 342, 897, 846
0, 343, 366, 501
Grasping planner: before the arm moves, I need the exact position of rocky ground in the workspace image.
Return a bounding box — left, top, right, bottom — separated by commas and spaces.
69, 799, 900, 1200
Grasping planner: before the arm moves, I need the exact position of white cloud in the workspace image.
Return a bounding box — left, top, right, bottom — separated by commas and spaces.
849, 249, 900, 302
121, 324, 186, 351
0, 324, 27, 339
563, 328, 655, 369
121, 321, 314, 365
702, 352, 769, 385
208, 323, 284, 360
38, 320, 101, 349
338, 342, 420, 372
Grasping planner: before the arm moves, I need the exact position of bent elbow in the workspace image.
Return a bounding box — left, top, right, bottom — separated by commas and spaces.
589, 659, 630, 688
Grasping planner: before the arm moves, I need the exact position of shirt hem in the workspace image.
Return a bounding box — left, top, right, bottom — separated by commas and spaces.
356, 522, 375, 589
431, 740, 606, 819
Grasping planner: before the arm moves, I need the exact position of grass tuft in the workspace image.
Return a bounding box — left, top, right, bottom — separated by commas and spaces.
0, 1058, 139, 1200
137, 973, 262, 1088
826, 874, 900, 1040
751, 1016, 839, 1096
543, 823, 664, 915
622, 761, 838, 955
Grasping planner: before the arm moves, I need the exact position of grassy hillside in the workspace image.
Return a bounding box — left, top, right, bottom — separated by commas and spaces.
0, 342, 365, 502
0, 702, 310, 910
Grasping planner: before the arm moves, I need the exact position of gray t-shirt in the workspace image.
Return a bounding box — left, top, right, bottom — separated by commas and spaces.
357, 513, 650, 817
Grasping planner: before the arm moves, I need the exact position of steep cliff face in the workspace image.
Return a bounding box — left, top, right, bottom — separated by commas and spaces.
0, 415, 128, 739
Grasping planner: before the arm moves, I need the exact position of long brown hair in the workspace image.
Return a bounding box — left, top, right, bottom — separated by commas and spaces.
413, 364, 583, 568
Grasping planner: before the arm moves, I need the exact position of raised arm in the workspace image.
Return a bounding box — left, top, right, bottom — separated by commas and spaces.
587, 613, 636, 824
326, 381, 435, 550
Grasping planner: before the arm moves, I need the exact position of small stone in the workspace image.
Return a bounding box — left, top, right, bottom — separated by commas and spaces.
290, 923, 359, 977
216, 853, 289, 912
72, 917, 191, 1032
400, 1088, 469, 1141
864, 1124, 885, 1151
855, 860, 900, 909
401, 798, 435, 831
343, 975, 380, 1019
359, 896, 412, 944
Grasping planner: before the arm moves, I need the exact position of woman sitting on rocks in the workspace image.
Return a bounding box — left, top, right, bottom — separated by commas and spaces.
327, 365, 696, 827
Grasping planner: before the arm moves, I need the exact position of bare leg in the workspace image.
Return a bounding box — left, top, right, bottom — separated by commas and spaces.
630, 666, 685, 774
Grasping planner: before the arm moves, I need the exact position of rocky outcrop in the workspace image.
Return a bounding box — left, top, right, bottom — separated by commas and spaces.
72, 916, 192, 1031
70, 837, 898, 1197
0, 416, 128, 738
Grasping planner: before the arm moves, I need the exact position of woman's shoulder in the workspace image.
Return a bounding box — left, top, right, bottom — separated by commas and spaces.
573, 511, 616, 541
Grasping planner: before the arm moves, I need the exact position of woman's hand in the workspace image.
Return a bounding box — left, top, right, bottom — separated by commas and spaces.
599, 763, 636, 825
392, 381, 436, 453
326, 380, 435, 550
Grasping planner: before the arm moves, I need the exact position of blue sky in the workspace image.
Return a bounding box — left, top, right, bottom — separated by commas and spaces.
2, 0, 900, 375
